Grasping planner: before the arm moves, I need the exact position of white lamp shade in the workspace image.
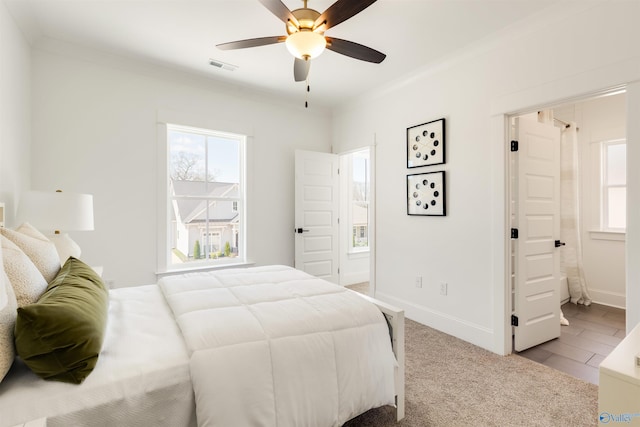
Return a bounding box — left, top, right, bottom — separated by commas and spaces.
17, 190, 94, 233
285, 31, 326, 59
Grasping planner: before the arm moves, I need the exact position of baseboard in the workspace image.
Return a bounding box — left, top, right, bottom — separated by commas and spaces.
588, 288, 626, 309
374, 291, 496, 353
340, 271, 369, 286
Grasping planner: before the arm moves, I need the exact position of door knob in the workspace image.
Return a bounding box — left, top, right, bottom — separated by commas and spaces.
554, 240, 566, 248
295, 228, 309, 234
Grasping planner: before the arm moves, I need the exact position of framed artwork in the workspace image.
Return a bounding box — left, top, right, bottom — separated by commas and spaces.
407, 118, 445, 168
407, 171, 446, 216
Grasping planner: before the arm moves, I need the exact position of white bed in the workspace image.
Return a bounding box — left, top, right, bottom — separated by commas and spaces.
0, 265, 404, 427
0, 284, 196, 427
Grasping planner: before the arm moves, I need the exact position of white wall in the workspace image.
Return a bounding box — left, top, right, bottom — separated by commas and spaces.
626, 82, 640, 333
332, 1, 640, 353
30, 44, 331, 287
0, 1, 31, 219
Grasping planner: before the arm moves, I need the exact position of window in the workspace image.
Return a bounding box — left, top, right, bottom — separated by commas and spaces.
602, 139, 626, 231
167, 124, 245, 267
349, 150, 370, 251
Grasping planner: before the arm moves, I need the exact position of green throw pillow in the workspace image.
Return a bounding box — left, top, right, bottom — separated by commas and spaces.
14, 257, 109, 384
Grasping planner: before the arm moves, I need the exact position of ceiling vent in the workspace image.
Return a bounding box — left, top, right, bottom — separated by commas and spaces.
209, 59, 238, 71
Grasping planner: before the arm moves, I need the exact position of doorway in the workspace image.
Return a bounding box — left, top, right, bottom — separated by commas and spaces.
509, 90, 627, 354
293, 147, 375, 294
339, 147, 374, 295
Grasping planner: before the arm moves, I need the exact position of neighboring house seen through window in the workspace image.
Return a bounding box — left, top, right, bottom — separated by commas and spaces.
167, 124, 245, 267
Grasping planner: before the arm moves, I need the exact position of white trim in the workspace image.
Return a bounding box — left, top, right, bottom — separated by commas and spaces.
491, 114, 511, 356
369, 142, 377, 298
601, 139, 627, 231
340, 270, 369, 286
337, 145, 374, 289
156, 111, 248, 273
156, 121, 170, 273
490, 57, 636, 115
375, 291, 495, 352
156, 260, 256, 277
588, 288, 626, 310
625, 81, 640, 333
589, 230, 626, 241
494, 65, 638, 354
347, 249, 370, 256
157, 109, 253, 138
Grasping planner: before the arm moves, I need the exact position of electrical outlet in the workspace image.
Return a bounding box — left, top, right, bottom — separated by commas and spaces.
440, 282, 448, 296
415, 276, 423, 288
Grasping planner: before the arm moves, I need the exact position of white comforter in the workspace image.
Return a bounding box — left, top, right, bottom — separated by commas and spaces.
0, 285, 195, 427
158, 265, 396, 427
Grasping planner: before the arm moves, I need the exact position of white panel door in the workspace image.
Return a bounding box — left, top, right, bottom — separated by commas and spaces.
294, 150, 339, 283
513, 117, 562, 352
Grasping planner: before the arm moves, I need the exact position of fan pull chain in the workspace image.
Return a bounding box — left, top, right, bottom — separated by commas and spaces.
305, 77, 310, 108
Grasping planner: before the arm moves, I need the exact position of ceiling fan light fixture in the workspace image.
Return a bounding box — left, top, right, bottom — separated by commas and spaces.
285, 31, 326, 60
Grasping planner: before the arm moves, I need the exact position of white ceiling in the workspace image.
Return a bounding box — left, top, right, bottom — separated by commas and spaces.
4, 0, 562, 108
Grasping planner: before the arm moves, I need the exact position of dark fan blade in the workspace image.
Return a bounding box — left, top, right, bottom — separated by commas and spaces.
325, 37, 386, 63
217, 36, 286, 50
294, 58, 310, 82
258, 0, 299, 28
313, 0, 377, 31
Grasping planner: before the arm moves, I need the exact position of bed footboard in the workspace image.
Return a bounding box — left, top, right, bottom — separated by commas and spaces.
353, 292, 405, 422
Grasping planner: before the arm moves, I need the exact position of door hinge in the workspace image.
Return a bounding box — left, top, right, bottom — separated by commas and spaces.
510, 140, 518, 152
511, 315, 519, 327
338, 267, 340, 274
511, 228, 518, 239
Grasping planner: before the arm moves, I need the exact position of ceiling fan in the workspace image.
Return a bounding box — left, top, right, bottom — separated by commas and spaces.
216, 0, 386, 83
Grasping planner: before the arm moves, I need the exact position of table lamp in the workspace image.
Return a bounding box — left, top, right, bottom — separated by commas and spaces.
17, 190, 94, 264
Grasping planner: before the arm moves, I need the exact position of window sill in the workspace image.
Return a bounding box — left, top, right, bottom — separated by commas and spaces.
156, 260, 255, 278
348, 249, 370, 257
589, 230, 626, 241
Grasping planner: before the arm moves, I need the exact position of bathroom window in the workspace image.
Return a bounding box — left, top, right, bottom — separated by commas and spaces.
348, 149, 370, 252
602, 140, 626, 231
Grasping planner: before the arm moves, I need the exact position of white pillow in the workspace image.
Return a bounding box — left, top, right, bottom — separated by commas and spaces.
1, 235, 48, 307
0, 269, 17, 383
1, 223, 60, 283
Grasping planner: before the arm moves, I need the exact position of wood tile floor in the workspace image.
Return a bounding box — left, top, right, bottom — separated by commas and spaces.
346, 282, 369, 294
517, 302, 626, 385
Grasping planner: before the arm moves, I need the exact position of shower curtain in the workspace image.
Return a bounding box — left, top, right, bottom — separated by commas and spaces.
560, 122, 592, 305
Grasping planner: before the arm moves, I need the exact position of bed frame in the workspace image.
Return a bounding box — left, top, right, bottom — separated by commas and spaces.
352, 291, 405, 422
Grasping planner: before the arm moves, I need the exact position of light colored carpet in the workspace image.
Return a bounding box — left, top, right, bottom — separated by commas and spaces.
344, 318, 598, 426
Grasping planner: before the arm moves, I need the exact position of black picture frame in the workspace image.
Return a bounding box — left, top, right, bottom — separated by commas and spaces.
407, 171, 446, 216
407, 118, 445, 168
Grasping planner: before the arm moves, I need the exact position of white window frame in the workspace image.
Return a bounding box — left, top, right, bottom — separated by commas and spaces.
601, 139, 626, 232
347, 150, 370, 254
157, 122, 248, 273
